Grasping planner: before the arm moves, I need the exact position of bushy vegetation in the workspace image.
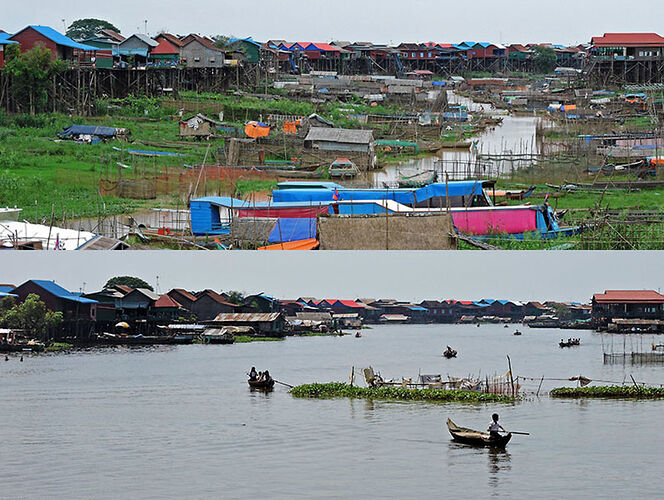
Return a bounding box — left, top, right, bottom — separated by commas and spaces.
550, 386, 664, 399
290, 382, 513, 402
234, 336, 283, 343
0, 295, 62, 338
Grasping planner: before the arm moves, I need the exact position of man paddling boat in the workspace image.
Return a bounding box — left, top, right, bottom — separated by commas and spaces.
488, 413, 506, 441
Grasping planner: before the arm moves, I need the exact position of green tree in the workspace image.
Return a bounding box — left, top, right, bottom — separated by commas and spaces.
224, 290, 245, 304
4, 45, 67, 114
3, 43, 20, 63
2, 294, 63, 338
213, 35, 232, 50
104, 276, 153, 291
66, 19, 120, 41
532, 46, 557, 74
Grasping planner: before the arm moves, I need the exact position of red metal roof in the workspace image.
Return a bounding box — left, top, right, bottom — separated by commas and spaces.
593, 290, 664, 304
197, 289, 237, 307
151, 38, 179, 55
591, 33, 664, 48
155, 33, 184, 47
155, 294, 181, 308
169, 288, 197, 302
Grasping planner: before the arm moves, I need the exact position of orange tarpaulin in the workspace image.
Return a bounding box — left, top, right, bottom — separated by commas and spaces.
244, 121, 271, 138
283, 120, 299, 134
257, 238, 320, 250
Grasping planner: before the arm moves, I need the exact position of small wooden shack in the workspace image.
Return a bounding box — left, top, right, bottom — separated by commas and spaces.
179, 113, 221, 139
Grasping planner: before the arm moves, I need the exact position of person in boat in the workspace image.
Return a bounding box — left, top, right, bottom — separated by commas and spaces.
249, 367, 258, 381
488, 413, 506, 441
263, 370, 271, 382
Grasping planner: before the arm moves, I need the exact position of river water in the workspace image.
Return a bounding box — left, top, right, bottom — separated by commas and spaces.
371, 92, 548, 186
2, 324, 662, 499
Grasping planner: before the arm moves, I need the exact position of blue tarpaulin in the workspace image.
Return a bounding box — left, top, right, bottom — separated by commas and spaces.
268, 218, 317, 243
60, 125, 120, 138
112, 147, 184, 157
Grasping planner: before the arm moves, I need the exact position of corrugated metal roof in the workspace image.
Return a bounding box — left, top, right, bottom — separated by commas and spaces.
151, 39, 179, 55
155, 294, 181, 308
591, 33, 664, 48
28, 280, 98, 304
0, 33, 17, 45
594, 290, 664, 304
121, 33, 159, 48
14, 26, 99, 51
304, 127, 373, 144
212, 313, 282, 322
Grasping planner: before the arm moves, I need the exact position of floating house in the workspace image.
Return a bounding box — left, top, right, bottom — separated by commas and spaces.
11, 280, 98, 337
207, 313, 284, 336
592, 290, 664, 328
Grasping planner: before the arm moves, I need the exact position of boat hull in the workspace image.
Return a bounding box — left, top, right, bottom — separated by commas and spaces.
248, 379, 275, 390
446, 419, 512, 448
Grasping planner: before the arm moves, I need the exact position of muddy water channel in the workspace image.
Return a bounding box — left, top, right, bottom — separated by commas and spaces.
370, 92, 551, 186
2, 324, 662, 499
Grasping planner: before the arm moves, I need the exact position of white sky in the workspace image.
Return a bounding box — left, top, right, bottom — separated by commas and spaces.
0, 251, 660, 303
4, 0, 664, 46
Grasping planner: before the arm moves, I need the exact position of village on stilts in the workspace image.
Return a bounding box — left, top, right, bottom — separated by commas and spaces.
4, 24, 664, 250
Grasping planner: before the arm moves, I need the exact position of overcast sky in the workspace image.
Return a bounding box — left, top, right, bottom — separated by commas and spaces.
0, 251, 661, 303
4, 1, 664, 45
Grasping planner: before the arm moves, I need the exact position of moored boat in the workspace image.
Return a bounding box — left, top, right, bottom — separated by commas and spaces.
328, 158, 359, 178
446, 418, 512, 448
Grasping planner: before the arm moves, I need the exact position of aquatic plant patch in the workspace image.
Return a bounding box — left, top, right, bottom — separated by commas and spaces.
550, 386, 664, 399
290, 382, 512, 403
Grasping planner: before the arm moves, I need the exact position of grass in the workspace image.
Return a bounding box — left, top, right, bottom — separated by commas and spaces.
290, 382, 513, 403
234, 336, 283, 343
0, 110, 218, 222
550, 386, 664, 399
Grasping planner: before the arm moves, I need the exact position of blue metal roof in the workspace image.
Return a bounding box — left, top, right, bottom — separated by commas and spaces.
408, 306, 428, 311
272, 181, 491, 205
0, 33, 18, 45
0, 285, 15, 294
19, 26, 99, 51
29, 280, 98, 304
192, 196, 331, 209
229, 37, 262, 47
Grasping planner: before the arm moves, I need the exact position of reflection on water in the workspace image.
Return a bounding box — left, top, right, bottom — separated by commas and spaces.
369, 91, 548, 186
488, 448, 512, 490
2, 324, 663, 499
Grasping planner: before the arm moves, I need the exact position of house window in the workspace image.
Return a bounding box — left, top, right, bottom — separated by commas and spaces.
420, 52, 424, 58
428, 52, 432, 58
412, 52, 416, 58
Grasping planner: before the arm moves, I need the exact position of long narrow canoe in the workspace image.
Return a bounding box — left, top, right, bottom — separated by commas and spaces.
446, 418, 512, 448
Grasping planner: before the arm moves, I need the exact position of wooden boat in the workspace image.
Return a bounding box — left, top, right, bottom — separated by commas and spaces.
513, 330, 522, 336
248, 378, 275, 390
446, 419, 512, 448
329, 158, 359, 178
398, 170, 436, 188
559, 339, 580, 348
443, 347, 457, 358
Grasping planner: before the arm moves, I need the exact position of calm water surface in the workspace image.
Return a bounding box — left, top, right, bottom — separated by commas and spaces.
2, 324, 662, 499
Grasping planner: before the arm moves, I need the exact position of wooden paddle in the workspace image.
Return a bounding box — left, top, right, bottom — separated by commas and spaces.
274, 380, 294, 389
500, 430, 530, 435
